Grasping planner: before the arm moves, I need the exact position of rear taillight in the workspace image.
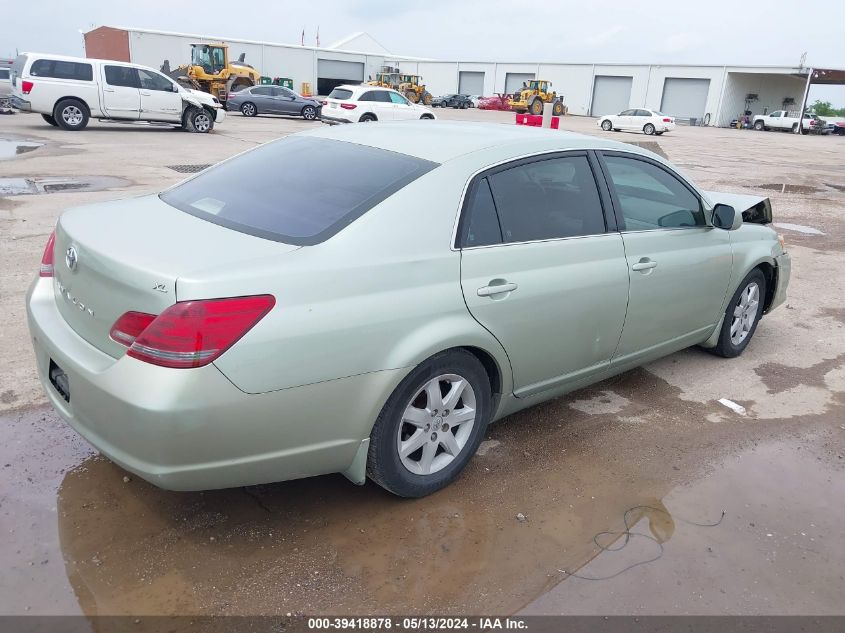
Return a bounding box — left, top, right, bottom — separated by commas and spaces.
110, 311, 156, 347
227, 93, 236, 100
21, 80, 33, 94
39, 232, 56, 277
663, 118, 671, 122
113, 295, 275, 369
340, 103, 357, 110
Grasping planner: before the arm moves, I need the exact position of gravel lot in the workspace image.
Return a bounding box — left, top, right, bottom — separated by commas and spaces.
1, 108, 843, 616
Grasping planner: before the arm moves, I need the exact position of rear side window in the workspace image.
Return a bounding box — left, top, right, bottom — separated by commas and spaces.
160, 136, 438, 245
328, 88, 353, 100
487, 156, 606, 243
359, 90, 390, 102
30, 59, 93, 81
104, 65, 138, 88
603, 155, 704, 230
460, 178, 502, 247
251, 86, 272, 95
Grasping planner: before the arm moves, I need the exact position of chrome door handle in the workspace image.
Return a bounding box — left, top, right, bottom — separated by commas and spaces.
477, 282, 517, 297
139, 91, 151, 96
631, 258, 658, 272
103, 87, 115, 92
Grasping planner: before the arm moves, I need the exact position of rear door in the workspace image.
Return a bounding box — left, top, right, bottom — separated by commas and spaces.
101, 65, 140, 119
250, 86, 275, 113
598, 151, 733, 362
359, 90, 394, 120
459, 152, 630, 397
137, 68, 181, 121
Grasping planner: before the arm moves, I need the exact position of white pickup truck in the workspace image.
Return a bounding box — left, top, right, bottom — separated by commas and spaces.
753, 110, 817, 133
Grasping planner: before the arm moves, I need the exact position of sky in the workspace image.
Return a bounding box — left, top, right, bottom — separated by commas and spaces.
3, 0, 843, 105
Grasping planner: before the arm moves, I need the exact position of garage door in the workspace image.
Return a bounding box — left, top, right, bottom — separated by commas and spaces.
660, 78, 710, 120
459, 71, 484, 96
505, 73, 534, 95
317, 59, 365, 95
590, 76, 632, 116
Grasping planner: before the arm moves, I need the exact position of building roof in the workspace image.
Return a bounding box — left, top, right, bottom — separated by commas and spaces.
326, 32, 392, 56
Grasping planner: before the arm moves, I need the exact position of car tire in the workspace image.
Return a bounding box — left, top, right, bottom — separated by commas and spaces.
42, 113, 59, 127
601, 119, 613, 131
754, 120, 764, 131
643, 123, 655, 135
241, 102, 257, 117
184, 107, 214, 133
359, 113, 376, 122
301, 105, 318, 120
420, 114, 434, 120
707, 268, 767, 358
53, 99, 89, 131
655, 131, 664, 135
367, 349, 492, 498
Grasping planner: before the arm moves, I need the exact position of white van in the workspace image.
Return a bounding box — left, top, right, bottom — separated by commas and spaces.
10, 53, 225, 132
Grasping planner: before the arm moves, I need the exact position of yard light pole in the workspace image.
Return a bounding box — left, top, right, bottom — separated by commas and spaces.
796, 67, 813, 134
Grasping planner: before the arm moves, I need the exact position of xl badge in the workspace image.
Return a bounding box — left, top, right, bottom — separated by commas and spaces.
65, 246, 78, 272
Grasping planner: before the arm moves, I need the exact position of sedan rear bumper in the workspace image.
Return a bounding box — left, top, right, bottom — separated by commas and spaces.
26, 277, 402, 491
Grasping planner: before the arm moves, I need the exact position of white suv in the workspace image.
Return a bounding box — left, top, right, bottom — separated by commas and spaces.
10, 53, 225, 132
321, 84, 436, 124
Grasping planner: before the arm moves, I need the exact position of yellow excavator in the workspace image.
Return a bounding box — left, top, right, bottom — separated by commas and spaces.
161, 43, 261, 102
508, 80, 565, 116
367, 65, 433, 105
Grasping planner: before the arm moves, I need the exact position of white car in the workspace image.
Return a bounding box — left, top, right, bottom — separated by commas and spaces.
321, 84, 436, 124
598, 108, 676, 135
9, 52, 225, 132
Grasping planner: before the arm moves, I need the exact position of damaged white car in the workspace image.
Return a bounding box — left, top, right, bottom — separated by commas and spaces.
10, 53, 225, 132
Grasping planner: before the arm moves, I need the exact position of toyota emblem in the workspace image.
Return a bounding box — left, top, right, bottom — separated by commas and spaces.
65, 246, 78, 271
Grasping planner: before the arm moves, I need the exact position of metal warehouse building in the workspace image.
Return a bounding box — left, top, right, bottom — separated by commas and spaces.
84, 25, 831, 127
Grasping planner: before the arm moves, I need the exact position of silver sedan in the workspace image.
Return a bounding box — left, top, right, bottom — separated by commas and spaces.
26, 122, 790, 497
227, 84, 321, 120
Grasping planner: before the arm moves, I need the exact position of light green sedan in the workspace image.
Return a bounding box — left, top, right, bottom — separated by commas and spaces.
26, 121, 790, 497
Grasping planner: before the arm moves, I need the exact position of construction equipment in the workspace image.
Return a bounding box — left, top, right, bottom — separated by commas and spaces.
508, 80, 565, 116
367, 65, 433, 105
161, 43, 261, 102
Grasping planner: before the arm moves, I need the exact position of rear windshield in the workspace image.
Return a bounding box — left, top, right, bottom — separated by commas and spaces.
328, 88, 353, 100
30, 59, 93, 81
160, 136, 437, 245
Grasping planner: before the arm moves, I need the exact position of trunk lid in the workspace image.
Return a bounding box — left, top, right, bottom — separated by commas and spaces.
53, 194, 298, 358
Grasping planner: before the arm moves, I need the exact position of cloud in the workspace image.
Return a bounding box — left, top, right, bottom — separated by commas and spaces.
656, 32, 704, 54
584, 25, 627, 47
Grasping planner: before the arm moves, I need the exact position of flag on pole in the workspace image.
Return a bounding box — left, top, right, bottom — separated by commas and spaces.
316, 26, 320, 47
301, 28, 305, 46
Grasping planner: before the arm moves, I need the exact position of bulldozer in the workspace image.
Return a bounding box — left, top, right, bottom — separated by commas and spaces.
367, 65, 433, 105
508, 80, 565, 116
161, 43, 261, 102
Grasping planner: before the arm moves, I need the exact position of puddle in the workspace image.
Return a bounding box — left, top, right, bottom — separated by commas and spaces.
755, 183, 821, 194
773, 222, 826, 235
0, 176, 129, 196
0, 138, 43, 160
1, 367, 843, 616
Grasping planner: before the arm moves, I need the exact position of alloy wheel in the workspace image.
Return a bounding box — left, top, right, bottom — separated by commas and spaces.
396, 374, 476, 476
730, 282, 760, 345
193, 112, 211, 132
62, 105, 83, 126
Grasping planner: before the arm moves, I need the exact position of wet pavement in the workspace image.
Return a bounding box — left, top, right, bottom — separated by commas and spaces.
2, 372, 843, 616
0, 176, 129, 196
1, 109, 844, 617
0, 138, 43, 160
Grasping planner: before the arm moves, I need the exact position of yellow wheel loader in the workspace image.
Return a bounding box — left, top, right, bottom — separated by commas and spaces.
367, 65, 433, 105
508, 80, 565, 116
162, 43, 261, 102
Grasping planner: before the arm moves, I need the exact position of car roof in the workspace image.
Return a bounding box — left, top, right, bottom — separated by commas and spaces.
19, 52, 165, 74
335, 84, 396, 93
302, 120, 666, 164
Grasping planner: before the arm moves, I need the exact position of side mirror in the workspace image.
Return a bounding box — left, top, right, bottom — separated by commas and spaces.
712, 204, 739, 230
